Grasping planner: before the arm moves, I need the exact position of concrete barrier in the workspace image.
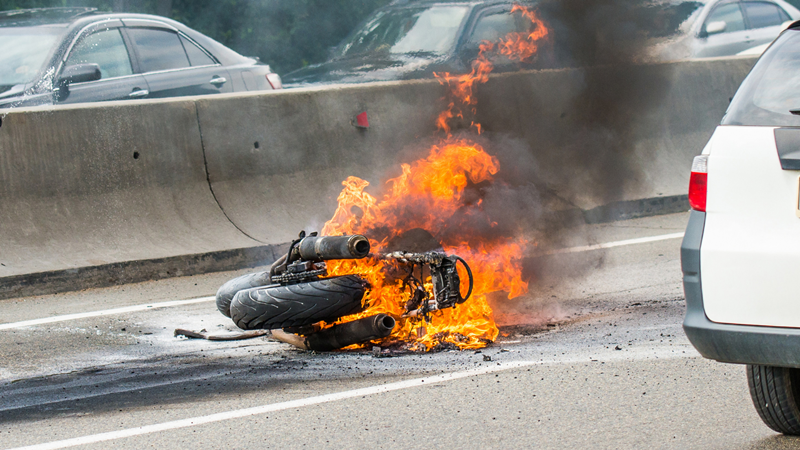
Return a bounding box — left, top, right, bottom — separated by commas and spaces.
477, 56, 758, 215
0, 99, 261, 297
197, 56, 757, 241
0, 56, 757, 297
195, 80, 443, 244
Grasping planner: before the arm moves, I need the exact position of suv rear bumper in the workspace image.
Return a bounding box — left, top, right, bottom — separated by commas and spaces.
683, 210, 800, 368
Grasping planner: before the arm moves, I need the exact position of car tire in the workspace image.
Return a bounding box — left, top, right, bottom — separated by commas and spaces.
747, 364, 800, 435
229, 275, 368, 330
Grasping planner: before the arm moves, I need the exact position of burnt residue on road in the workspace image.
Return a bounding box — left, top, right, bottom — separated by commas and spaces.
0, 298, 686, 429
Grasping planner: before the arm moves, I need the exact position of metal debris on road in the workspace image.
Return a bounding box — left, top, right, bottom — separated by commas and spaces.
174, 328, 269, 341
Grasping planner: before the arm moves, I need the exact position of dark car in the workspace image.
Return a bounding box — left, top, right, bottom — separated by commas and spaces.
0, 7, 282, 108
282, 0, 542, 87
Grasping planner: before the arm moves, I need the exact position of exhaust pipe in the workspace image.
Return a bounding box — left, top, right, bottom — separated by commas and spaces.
272, 314, 395, 351
270, 234, 371, 280
297, 234, 371, 261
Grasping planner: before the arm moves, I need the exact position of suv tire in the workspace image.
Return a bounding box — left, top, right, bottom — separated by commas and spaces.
747, 364, 800, 435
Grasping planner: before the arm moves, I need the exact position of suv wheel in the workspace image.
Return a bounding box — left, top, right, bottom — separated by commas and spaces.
747, 364, 800, 434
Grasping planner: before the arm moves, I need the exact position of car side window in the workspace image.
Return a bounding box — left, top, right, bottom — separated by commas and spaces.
468, 11, 522, 44
704, 3, 747, 33
65, 29, 133, 79
179, 35, 215, 66
743, 1, 788, 28
127, 28, 190, 72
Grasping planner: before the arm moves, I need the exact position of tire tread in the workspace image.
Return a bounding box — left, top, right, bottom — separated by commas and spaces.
230, 275, 367, 330
747, 364, 800, 435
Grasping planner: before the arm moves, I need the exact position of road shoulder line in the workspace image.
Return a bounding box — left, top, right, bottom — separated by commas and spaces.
0, 297, 214, 331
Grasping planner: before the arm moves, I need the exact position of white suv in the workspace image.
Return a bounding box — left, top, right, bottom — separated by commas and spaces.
683, 22, 800, 434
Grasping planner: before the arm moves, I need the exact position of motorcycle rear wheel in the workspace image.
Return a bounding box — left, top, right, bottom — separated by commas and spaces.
229, 275, 368, 330
215, 271, 272, 318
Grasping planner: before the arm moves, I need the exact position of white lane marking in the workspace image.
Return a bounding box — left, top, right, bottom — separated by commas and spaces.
540, 232, 685, 256
7, 362, 535, 450
0, 232, 684, 331
0, 297, 215, 331
5, 349, 694, 450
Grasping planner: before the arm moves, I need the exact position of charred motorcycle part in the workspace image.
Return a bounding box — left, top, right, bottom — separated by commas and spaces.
384, 251, 473, 319
283, 323, 322, 335
296, 233, 370, 261
269, 231, 371, 285
217, 230, 475, 348
272, 314, 396, 351
174, 328, 269, 341
404, 285, 427, 313
431, 254, 472, 309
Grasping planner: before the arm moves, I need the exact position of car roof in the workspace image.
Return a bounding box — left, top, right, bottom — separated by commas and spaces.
386, 0, 525, 6
0, 8, 251, 66
0, 7, 97, 27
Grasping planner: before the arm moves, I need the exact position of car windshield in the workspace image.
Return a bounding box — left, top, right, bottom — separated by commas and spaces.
0, 27, 63, 87
337, 6, 469, 58
724, 30, 800, 126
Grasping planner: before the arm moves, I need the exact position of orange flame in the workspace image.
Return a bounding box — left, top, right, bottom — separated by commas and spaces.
321, 5, 549, 351
323, 140, 527, 350
435, 5, 550, 134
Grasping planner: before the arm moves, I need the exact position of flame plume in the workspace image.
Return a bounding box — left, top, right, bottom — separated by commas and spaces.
435, 5, 550, 135
322, 5, 550, 351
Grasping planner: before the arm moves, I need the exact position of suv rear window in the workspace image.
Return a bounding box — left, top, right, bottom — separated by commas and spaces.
724, 30, 800, 126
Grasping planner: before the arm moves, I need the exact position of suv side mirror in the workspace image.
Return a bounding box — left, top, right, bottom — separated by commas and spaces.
705, 20, 727, 36
58, 63, 101, 87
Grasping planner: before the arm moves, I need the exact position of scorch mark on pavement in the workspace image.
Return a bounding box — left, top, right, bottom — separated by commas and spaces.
3, 347, 694, 450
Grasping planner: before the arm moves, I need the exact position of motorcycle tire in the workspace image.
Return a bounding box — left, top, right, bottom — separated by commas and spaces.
229, 275, 368, 330
215, 271, 272, 318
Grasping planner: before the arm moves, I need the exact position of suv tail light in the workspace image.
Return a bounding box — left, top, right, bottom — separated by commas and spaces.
266, 73, 282, 89
689, 155, 708, 212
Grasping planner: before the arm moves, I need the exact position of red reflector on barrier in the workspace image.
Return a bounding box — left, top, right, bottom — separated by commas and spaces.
356, 112, 369, 128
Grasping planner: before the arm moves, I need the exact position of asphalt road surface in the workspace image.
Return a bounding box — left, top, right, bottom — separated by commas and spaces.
1, 212, 797, 450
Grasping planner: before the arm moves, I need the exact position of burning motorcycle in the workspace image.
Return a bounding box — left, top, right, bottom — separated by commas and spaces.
216, 231, 473, 351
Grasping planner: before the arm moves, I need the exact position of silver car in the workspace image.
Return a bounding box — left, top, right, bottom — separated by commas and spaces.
655, 0, 800, 59
0, 7, 282, 109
